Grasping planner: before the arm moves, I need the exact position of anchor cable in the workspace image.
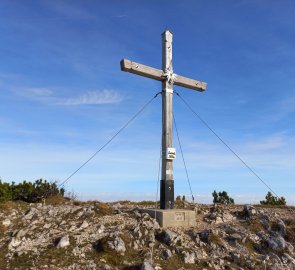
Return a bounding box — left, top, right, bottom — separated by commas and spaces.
58, 92, 161, 190
173, 112, 195, 203
175, 91, 280, 199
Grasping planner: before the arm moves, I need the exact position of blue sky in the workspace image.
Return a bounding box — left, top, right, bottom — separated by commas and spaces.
1, 0, 295, 204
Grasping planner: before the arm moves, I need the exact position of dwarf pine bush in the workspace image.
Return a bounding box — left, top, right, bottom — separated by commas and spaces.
260, 192, 286, 206
212, 190, 235, 205
0, 178, 65, 203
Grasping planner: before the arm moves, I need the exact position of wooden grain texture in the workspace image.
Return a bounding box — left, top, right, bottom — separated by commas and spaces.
120, 59, 162, 81
161, 30, 174, 183
174, 74, 207, 91
120, 59, 206, 91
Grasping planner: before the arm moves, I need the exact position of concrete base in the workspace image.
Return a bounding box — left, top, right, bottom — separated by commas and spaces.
140, 208, 196, 228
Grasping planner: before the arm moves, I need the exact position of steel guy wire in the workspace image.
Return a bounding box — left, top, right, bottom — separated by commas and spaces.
174, 91, 280, 199
57, 92, 161, 190
173, 112, 195, 203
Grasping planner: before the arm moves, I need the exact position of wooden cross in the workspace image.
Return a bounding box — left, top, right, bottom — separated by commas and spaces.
120, 30, 207, 209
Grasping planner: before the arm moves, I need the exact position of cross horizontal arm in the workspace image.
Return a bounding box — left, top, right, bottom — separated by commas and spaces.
120, 59, 163, 81
121, 58, 207, 92
174, 74, 207, 92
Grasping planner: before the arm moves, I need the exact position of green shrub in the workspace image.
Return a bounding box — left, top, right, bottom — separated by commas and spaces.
260, 192, 286, 206
0, 180, 13, 202
212, 190, 234, 205
0, 178, 65, 203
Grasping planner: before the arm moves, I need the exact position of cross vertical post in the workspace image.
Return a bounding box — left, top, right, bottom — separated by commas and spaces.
160, 31, 174, 209
120, 30, 207, 211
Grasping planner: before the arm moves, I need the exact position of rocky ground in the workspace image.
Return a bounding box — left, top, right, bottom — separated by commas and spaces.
0, 198, 294, 270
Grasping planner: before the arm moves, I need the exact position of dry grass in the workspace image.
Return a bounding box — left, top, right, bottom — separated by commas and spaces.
255, 204, 294, 209
0, 245, 8, 269
208, 233, 224, 247
9, 242, 78, 270
0, 201, 14, 212
70, 200, 112, 216
91, 234, 143, 268
248, 219, 265, 234
136, 201, 156, 208
0, 223, 6, 239
286, 225, 295, 245
94, 201, 113, 216
0, 200, 29, 213
243, 238, 256, 253
155, 254, 210, 270
45, 195, 69, 205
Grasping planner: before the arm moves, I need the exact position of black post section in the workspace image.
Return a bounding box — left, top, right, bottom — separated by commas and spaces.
160, 180, 174, 209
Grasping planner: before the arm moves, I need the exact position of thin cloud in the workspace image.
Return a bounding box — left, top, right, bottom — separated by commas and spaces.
111, 14, 128, 19
270, 96, 295, 121
60, 90, 124, 105
26, 88, 53, 97
44, 1, 96, 20
20, 88, 124, 105
180, 133, 295, 170
245, 135, 285, 151
20, 87, 56, 103
281, 97, 295, 113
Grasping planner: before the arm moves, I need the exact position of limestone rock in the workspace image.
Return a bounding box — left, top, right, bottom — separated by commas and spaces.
200, 229, 212, 242
107, 236, 126, 255
13, 228, 27, 239
24, 208, 39, 220
183, 251, 195, 264
258, 231, 286, 252
97, 224, 105, 234
161, 229, 182, 246
260, 215, 271, 231
80, 220, 89, 229
277, 219, 286, 236
2, 219, 11, 227
0, 199, 294, 270
228, 233, 242, 241
162, 249, 172, 259
8, 237, 22, 250
282, 253, 295, 266
243, 205, 257, 218
141, 260, 154, 270
56, 235, 70, 248
286, 242, 294, 254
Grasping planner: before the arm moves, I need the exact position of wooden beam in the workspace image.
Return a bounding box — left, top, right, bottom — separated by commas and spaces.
174, 74, 207, 92
161, 30, 174, 209
120, 59, 163, 81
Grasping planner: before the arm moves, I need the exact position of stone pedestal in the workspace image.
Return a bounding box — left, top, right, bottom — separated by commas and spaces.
140, 208, 196, 228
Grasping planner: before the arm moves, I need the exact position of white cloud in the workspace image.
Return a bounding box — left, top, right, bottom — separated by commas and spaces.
20, 87, 55, 103
19, 88, 124, 106
61, 90, 124, 105
25, 88, 53, 97
244, 135, 285, 151
177, 133, 295, 171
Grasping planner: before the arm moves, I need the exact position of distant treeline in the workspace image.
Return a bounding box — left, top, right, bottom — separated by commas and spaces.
0, 178, 64, 203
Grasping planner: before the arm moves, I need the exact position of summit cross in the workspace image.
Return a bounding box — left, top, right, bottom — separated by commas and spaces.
120, 30, 207, 209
